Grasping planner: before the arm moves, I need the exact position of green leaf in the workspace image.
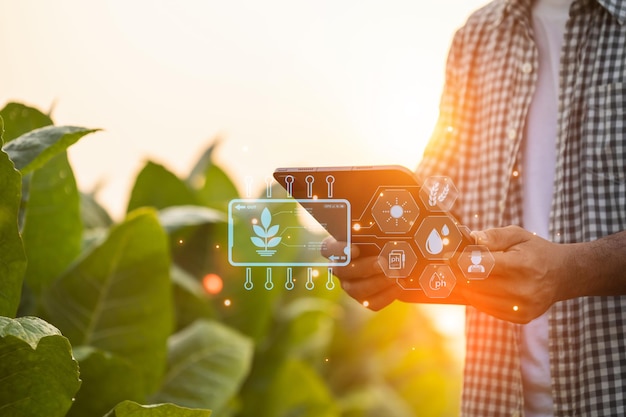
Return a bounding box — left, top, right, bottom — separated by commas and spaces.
42, 209, 174, 394
127, 161, 198, 213
151, 320, 253, 413
22, 152, 82, 293
187, 143, 239, 211
3, 125, 99, 174
264, 359, 339, 417
0, 316, 81, 417
237, 297, 338, 416
81, 191, 113, 229
170, 264, 217, 332
158, 205, 225, 234
187, 141, 219, 189
0, 136, 26, 317
67, 346, 146, 417
105, 400, 212, 417
0, 102, 53, 143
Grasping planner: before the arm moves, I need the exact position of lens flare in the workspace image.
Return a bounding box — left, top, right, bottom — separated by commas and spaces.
202, 273, 224, 295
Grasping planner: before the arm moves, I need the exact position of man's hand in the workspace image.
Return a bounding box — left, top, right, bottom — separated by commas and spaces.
322, 238, 402, 310
461, 226, 573, 324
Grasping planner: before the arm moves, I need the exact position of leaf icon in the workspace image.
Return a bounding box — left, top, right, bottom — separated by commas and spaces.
261, 207, 272, 229
253, 224, 267, 238
251, 237, 265, 248
267, 237, 282, 248
267, 225, 279, 237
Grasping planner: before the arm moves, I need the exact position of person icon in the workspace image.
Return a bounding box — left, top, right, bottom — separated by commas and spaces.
468, 250, 485, 273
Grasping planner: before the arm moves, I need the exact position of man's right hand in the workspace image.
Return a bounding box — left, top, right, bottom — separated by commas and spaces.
322, 238, 402, 311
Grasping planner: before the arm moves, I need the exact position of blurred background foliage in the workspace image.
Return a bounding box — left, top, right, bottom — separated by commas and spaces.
0, 102, 461, 416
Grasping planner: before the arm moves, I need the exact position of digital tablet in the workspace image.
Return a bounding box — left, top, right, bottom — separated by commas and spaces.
273, 165, 494, 304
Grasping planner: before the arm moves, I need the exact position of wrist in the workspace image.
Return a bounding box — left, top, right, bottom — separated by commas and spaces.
559, 233, 626, 299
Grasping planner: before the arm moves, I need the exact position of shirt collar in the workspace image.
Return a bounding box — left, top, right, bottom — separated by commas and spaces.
595, 0, 626, 23
491, 0, 626, 26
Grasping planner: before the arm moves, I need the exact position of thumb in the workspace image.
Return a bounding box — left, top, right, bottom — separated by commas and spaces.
471, 225, 528, 251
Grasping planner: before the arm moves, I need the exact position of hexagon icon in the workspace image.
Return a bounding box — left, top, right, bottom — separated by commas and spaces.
420, 176, 459, 212
371, 189, 420, 234
418, 264, 456, 298
414, 216, 463, 260
377, 241, 418, 279
457, 245, 495, 280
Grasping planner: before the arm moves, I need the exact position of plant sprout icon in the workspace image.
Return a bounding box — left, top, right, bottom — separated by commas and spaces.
251, 207, 282, 256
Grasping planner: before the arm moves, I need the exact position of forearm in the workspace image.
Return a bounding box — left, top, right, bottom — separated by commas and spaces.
560, 230, 626, 300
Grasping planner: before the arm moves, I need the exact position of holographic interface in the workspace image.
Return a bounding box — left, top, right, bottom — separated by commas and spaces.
227, 166, 493, 304
228, 198, 350, 267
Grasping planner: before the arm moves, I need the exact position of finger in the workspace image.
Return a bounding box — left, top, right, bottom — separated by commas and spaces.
359, 283, 403, 311
471, 225, 529, 252
340, 273, 395, 299
332, 256, 381, 280
321, 237, 359, 259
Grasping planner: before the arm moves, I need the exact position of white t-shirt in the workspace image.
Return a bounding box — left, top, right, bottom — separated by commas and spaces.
521, 0, 572, 415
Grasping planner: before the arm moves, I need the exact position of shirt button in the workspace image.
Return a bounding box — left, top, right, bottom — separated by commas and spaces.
512, 411, 521, 417
499, 200, 506, 211
507, 128, 517, 140
521, 62, 533, 73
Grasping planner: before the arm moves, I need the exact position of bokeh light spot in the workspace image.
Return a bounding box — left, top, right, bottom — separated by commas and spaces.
202, 273, 224, 295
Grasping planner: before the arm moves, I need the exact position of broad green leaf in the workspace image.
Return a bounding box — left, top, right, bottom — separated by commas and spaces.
42, 209, 174, 394
187, 143, 239, 211
263, 359, 339, 417
0, 102, 53, 143
0, 316, 81, 417
151, 320, 253, 413
237, 296, 337, 416
22, 152, 82, 293
3, 125, 99, 174
67, 346, 145, 417
187, 140, 218, 189
0, 133, 26, 317
81, 191, 113, 229
105, 400, 211, 417
158, 205, 225, 233
127, 161, 198, 213
170, 264, 217, 331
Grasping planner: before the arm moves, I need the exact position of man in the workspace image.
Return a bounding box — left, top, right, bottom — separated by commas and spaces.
327, 0, 626, 414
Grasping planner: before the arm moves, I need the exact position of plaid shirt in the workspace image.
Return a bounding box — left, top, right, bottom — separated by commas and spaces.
416, 0, 626, 415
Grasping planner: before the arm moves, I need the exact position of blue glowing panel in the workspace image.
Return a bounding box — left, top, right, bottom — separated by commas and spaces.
228, 199, 351, 267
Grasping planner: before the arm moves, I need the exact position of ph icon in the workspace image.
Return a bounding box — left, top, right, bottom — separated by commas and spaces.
418, 264, 456, 298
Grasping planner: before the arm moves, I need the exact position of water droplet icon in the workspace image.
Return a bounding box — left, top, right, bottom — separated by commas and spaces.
426, 228, 444, 255
442, 224, 450, 236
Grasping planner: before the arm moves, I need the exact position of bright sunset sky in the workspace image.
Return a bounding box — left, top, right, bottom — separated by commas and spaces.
1, 0, 489, 344
1, 0, 487, 215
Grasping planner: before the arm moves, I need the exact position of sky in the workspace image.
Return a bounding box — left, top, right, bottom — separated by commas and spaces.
1, 0, 488, 350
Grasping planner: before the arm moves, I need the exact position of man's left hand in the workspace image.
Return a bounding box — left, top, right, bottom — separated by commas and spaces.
461, 226, 570, 324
